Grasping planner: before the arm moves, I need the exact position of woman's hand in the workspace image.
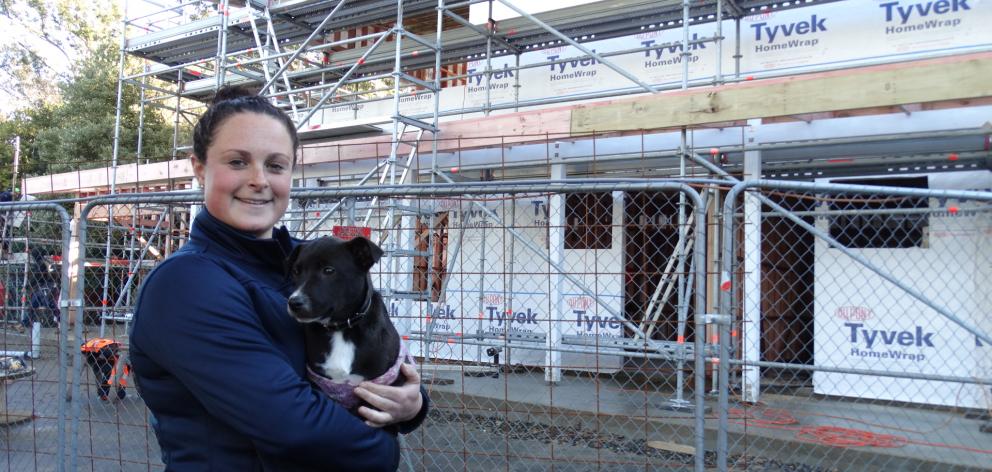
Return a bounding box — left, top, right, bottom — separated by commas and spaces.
354, 363, 423, 428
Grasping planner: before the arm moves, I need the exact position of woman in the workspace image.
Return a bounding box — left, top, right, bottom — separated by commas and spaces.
130, 87, 427, 471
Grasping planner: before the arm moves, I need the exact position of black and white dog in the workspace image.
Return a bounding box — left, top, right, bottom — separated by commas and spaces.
285, 236, 409, 410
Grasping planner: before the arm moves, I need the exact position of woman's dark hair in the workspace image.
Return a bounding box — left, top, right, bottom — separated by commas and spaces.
191, 86, 299, 162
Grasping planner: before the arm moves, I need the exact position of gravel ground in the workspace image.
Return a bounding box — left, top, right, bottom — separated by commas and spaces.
4, 329, 975, 471
418, 408, 840, 471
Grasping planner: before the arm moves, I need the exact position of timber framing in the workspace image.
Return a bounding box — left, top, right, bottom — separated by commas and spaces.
24, 52, 992, 196
571, 52, 992, 134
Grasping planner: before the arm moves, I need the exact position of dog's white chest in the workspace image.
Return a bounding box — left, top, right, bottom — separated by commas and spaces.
319, 332, 365, 383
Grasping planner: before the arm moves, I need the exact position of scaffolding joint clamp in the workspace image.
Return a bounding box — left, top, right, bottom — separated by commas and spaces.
701, 313, 730, 325
60, 299, 84, 309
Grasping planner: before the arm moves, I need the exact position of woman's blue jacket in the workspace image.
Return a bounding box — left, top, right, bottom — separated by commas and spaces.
131, 210, 427, 471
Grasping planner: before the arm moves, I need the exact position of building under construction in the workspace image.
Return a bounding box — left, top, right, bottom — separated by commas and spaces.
2, 0, 991, 471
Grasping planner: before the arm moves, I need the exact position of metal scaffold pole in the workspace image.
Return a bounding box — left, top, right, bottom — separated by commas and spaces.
100, 2, 130, 336
171, 70, 183, 160
417, 0, 448, 383
215, 0, 230, 91
484, 0, 494, 115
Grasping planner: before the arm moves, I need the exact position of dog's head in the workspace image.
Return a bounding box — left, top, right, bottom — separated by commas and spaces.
285, 236, 383, 326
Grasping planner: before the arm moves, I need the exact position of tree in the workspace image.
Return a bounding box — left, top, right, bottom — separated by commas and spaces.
32, 39, 175, 175
0, 106, 53, 190
0, 0, 177, 182
0, 0, 120, 111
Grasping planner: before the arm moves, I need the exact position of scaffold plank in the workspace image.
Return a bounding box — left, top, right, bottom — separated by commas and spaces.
128, 0, 837, 84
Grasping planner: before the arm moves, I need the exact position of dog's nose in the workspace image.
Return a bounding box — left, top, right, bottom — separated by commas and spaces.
287, 295, 308, 313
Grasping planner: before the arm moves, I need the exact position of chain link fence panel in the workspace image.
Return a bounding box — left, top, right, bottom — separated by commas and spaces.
69, 198, 191, 471
59, 182, 715, 471
719, 179, 992, 472
0, 202, 72, 471
14, 178, 979, 471
292, 182, 711, 471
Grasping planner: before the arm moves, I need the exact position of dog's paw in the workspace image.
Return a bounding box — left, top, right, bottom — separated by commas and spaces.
324, 367, 350, 380
345, 374, 365, 384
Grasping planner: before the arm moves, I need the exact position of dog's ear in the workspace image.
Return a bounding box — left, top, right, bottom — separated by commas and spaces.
347, 237, 383, 271
286, 243, 303, 277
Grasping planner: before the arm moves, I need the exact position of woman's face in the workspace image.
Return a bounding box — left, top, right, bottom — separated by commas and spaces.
192, 112, 294, 239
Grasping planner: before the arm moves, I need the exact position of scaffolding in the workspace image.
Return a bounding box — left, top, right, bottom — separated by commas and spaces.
97, 0, 992, 204
97, 0, 748, 410
116, 0, 858, 160
85, 0, 990, 403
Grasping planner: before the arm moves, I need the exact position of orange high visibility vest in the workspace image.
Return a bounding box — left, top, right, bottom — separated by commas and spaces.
82, 338, 129, 386
81, 338, 116, 352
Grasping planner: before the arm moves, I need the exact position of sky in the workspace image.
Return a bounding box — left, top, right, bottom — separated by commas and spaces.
0, 6, 71, 115
469, 0, 600, 23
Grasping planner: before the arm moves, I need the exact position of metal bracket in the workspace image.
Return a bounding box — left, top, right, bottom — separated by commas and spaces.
59, 299, 84, 309
701, 313, 731, 325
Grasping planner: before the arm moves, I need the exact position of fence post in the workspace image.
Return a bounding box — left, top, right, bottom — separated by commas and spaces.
741, 123, 762, 404
545, 164, 566, 383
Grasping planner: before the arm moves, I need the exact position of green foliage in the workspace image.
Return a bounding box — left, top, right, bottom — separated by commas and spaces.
0, 106, 54, 190
32, 40, 175, 175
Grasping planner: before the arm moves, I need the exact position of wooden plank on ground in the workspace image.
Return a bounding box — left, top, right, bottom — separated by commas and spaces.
646, 440, 696, 455
571, 52, 992, 133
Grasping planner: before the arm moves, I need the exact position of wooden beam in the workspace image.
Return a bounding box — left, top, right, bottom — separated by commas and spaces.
761, 97, 992, 124
299, 106, 574, 166
572, 52, 992, 133
24, 160, 194, 196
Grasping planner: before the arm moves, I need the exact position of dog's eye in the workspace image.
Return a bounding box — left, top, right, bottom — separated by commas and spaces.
322, 266, 335, 275
292, 267, 300, 277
